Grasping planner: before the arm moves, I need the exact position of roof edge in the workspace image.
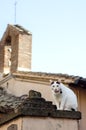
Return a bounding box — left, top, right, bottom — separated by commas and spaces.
12, 71, 80, 84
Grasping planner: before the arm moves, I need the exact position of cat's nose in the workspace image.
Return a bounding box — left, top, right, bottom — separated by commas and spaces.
54, 89, 59, 93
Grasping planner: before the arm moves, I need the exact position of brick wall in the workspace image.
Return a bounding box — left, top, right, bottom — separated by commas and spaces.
18, 34, 32, 71
0, 43, 4, 73
11, 35, 19, 73
0, 25, 32, 74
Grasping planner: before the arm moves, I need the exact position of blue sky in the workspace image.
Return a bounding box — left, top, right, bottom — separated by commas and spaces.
0, 0, 86, 77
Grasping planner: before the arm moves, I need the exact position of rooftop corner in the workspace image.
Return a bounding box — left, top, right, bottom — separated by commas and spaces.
0, 90, 81, 126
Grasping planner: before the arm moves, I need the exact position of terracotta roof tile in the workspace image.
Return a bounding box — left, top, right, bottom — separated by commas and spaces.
13, 71, 80, 84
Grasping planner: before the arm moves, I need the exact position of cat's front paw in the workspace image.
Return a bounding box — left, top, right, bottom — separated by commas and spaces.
58, 107, 64, 110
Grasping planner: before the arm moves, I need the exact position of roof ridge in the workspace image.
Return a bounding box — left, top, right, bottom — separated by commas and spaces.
14, 24, 32, 34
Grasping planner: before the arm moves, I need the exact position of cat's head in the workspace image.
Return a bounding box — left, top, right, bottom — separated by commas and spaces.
50, 80, 62, 95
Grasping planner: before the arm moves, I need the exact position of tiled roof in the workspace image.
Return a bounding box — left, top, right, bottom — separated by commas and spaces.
0, 70, 86, 90
12, 71, 86, 88
13, 71, 81, 84
14, 71, 80, 79
0, 71, 86, 88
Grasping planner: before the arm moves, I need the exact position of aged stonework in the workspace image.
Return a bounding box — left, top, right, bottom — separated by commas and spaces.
0, 24, 32, 74
0, 89, 81, 126
0, 87, 27, 113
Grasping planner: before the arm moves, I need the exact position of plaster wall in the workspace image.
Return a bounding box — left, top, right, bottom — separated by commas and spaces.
23, 117, 78, 130
0, 117, 79, 130
0, 118, 22, 130
2, 78, 53, 102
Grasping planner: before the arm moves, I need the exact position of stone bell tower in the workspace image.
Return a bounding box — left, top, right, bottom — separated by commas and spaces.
0, 24, 32, 74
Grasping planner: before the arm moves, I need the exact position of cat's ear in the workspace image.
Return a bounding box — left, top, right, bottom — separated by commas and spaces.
49, 80, 54, 85
56, 81, 60, 84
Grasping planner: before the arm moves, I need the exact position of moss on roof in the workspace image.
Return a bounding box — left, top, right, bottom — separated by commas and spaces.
0, 87, 28, 113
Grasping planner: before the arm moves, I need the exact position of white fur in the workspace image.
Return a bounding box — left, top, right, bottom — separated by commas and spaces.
50, 81, 78, 111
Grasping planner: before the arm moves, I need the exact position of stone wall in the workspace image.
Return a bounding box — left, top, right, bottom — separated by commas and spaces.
0, 43, 4, 73
0, 90, 81, 130
0, 24, 32, 74
18, 34, 32, 71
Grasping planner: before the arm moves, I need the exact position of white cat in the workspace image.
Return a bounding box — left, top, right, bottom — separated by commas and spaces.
50, 80, 78, 111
